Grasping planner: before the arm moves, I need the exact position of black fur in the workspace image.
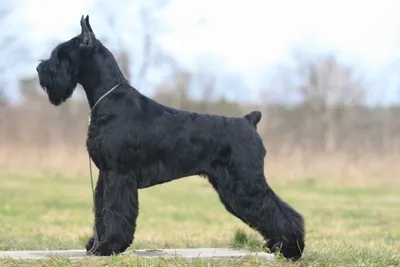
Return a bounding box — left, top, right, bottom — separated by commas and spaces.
36, 15, 305, 260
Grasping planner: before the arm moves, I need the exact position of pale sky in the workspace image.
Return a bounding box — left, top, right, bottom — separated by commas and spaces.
3, 0, 400, 104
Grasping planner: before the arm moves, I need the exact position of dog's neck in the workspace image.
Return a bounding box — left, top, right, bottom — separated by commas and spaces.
78, 52, 128, 109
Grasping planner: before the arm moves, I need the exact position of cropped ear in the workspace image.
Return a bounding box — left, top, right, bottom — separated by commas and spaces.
85, 15, 95, 35
80, 15, 93, 49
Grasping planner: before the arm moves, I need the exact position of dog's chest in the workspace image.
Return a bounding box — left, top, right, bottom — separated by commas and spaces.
86, 123, 112, 166
86, 122, 140, 167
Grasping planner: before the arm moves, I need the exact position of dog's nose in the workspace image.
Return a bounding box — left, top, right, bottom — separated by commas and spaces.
36, 65, 40, 72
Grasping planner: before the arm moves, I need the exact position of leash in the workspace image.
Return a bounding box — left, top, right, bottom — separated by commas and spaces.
87, 154, 99, 255
87, 83, 120, 255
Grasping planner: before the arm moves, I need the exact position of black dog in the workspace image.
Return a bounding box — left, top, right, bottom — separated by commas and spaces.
36, 15, 305, 260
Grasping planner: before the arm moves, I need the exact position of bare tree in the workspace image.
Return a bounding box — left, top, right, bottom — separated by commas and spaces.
196, 72, 216, 112
88, 0, 172, 86
271, 50, 367, 153
0, 1, 33, 87
155, 71, 193, 109
297, 53, 365, 152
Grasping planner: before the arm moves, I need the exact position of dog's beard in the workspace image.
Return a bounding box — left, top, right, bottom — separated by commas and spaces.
37, 61, 78, 106
41, 82, 76, 106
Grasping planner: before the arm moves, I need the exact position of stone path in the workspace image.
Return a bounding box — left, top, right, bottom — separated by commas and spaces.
0, 248, 274, 262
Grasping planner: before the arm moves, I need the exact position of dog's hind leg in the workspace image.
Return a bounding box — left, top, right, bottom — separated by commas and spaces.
91, 171, 138, 256
208, 165, 305, 260
206, 175, 249, 225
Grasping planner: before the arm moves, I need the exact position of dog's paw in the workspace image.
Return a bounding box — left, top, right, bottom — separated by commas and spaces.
85, 237, 95, 252
86, 241, 130, 256
86, 249, 113, 256
265, 238, 304, 261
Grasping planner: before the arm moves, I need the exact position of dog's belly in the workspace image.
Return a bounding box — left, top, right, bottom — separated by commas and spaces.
135, 159, 201, 189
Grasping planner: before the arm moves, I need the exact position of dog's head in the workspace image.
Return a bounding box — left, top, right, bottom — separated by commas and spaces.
36, 15, 97, 106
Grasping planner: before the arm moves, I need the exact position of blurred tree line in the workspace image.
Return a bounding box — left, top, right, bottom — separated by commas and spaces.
1, 51, 400, 161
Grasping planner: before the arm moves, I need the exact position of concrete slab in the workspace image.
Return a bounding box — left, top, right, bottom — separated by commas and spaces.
0, 248, 274, 262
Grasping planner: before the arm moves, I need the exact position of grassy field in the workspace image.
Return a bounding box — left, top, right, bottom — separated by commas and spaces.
0, 172, 399, 266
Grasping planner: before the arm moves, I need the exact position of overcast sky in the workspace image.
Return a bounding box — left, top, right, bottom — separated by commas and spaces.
3, 0, 400, 104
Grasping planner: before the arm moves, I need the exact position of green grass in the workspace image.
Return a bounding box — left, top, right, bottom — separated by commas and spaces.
0, 173, 399, 266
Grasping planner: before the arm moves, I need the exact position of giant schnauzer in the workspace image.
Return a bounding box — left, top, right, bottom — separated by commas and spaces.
36, 15, 305, 260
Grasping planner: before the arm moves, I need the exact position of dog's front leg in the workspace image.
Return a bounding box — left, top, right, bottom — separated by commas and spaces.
86, 171, 107, 253
90, 171, 138, 256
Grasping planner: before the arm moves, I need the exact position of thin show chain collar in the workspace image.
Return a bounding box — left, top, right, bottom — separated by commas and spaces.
88, 83, 120, 124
